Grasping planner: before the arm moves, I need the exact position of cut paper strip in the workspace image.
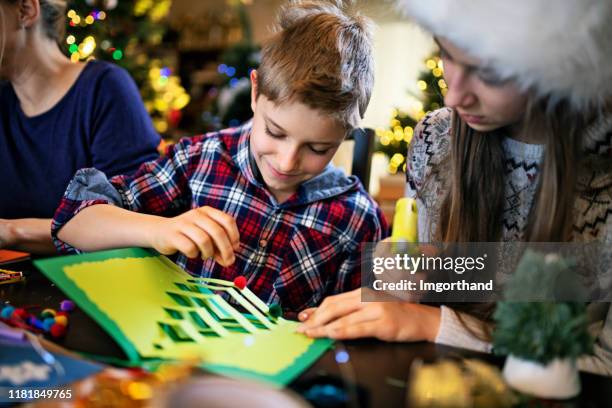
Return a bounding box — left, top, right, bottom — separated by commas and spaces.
195, 277, 271, 313
34, 248, 331, 385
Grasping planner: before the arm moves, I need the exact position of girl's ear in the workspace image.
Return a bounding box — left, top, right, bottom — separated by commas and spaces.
250, 69, 259, 113
18, 0, 40, 29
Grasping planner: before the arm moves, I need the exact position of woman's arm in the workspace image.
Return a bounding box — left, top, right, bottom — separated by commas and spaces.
0, 218, 56, 254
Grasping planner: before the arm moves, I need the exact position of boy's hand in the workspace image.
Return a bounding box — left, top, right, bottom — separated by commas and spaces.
149, 206, 240, 267
296, 288, 441, 342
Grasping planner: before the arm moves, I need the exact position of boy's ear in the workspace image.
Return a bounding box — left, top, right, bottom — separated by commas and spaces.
18, 0, 40, 29
250, 69, 259, 113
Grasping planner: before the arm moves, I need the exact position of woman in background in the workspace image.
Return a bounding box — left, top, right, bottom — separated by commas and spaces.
0, 0, 160, 252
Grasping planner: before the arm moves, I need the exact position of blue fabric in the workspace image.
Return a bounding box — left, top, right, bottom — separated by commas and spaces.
0, 60, 160, 218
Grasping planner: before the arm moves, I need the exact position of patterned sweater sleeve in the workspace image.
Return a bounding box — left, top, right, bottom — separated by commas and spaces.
406, 107, 452, 242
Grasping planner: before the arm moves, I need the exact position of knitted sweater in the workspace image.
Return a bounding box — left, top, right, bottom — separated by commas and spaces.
406, 108, 612, 376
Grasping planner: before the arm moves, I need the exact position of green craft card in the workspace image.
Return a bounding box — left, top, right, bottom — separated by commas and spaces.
35, 248, 332, 385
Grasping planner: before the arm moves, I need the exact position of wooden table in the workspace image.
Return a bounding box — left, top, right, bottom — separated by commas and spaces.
2, 258, 611, 407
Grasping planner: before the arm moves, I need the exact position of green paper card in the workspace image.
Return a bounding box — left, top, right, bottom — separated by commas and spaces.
34, 248, 332, 385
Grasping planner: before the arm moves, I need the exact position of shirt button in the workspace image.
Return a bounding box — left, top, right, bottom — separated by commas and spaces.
259, 239, 268, 247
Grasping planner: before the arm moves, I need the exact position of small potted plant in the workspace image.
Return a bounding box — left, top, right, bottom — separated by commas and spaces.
492, 250, 593, 399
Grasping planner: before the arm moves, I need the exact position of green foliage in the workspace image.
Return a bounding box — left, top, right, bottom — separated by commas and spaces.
493, 302, 593, 364
492, 250, 593, 364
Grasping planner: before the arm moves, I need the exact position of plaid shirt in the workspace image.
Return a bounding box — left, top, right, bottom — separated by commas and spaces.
52, 123, 388, 315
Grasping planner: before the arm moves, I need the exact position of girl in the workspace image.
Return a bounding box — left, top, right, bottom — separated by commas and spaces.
298, 0, 612, 375
0, 0, 160, 252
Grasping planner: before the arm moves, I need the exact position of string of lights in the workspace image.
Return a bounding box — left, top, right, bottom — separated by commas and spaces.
375, 55, 445, 174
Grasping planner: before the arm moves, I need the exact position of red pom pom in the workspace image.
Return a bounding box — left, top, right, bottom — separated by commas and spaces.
50, 323, 66, 338
233, 276, 247, 290
55, 311, 68, 317
13, 308, 28, 320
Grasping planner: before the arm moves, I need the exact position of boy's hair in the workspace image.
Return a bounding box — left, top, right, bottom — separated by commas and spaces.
257, 0, 374, 130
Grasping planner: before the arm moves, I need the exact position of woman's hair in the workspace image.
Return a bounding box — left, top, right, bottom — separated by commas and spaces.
437, 99, 583, 244
1, 0, 67, 43
434, 97, 587, 337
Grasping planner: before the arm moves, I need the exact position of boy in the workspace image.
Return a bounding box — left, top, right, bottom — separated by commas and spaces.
52, 1, 387, 316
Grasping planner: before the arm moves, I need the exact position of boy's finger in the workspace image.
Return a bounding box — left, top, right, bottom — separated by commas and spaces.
202, 207, 240, 248
181, 225, 214, 259
193, 215, 235, 264
174, 232, 202, 259
213, 253, 231, 267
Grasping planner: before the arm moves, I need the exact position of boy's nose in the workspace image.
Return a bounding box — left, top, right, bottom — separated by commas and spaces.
277, 148, 300, 173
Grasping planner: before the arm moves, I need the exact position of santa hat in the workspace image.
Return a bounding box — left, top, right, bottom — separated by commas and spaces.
397, 0, 612, 110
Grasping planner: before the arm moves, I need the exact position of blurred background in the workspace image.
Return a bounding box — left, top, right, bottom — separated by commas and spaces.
65, 0, 447, 222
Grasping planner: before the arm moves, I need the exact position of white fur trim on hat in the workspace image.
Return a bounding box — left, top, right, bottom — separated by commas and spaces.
397, 0, 612, 110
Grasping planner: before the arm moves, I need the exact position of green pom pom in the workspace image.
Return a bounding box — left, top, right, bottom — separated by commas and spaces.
269, 304, 282, 319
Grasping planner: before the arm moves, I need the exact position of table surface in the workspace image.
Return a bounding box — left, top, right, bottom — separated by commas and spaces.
2, 258, 611, 408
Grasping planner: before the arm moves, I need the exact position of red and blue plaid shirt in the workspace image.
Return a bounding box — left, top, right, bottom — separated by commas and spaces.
52, 123, 388, 315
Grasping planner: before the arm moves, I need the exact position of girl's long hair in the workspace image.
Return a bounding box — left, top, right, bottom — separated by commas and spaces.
435, 98, 585, 336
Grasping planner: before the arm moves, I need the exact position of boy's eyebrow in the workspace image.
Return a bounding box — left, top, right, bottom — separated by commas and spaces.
264, 113, 341, 147
264, 115, 287, 133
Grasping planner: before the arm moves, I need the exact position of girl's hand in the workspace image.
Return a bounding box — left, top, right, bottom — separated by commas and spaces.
296, 288, 441, 342
148, 206, 240, 267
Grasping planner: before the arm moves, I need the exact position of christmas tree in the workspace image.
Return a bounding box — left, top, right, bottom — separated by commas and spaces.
375, 53, 446, 174
64, 0, 190, 135
200, 1, 260, 131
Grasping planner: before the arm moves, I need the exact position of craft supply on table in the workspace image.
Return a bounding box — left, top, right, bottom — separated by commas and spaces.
0, 249, 30, 265
0, 268, 25, 285
1, 299, 74, 339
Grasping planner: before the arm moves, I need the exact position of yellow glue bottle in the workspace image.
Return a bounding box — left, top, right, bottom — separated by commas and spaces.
391, 197, 418, 242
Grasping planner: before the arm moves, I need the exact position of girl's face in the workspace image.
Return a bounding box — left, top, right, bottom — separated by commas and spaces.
438, 37, 527, 133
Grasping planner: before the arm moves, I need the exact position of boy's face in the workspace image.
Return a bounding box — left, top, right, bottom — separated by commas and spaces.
250, 71, 346, 203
